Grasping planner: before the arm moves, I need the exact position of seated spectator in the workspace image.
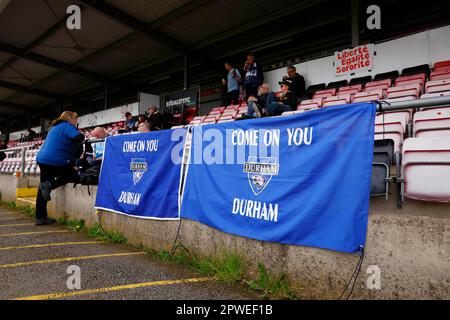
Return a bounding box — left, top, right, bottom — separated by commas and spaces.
124, 112, 136, 132
283, 66, 306, 99
265, 81, 297, 116
77, 127, 107, 170
146, 106, 163, 131
134, 114, 147, 131
246, 83, 276, 118
138, 122, 151, 133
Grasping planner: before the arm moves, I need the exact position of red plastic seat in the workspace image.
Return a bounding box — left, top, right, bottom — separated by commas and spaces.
430, 70, 450, 81
352, 89, 384, 103
426, 79, 450, 94
433, 60, 450, 71
297, 98, 323, 110
312, 88, 336, 99
364, 79, 392, 92
337, 84, 362, 95
395, 74, 426, 90
386, 84, 421, 99
322, 94, 351, 107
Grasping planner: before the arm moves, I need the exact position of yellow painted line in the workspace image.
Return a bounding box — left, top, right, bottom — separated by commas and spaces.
0, 252, 145, 269
13, 277, 217, 300
0, 241, 102, 251
0, 223, 35, 228
0, 230, 70, 238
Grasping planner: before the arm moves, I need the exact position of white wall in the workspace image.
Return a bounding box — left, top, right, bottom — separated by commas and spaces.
78, 102, 138, 129
264, 25, 450, 91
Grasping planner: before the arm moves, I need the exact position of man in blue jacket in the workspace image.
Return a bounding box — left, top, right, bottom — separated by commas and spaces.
243, 53, 264, 101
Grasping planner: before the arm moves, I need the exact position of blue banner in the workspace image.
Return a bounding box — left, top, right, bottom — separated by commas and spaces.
95, 129, 186, 220
181, 103, 376, 253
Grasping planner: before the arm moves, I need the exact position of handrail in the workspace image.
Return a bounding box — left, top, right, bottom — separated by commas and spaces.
377, 96, 450, 112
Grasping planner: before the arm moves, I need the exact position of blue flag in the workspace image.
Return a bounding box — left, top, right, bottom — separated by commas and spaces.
95, 129, 186, 220
181, 103, 376, 253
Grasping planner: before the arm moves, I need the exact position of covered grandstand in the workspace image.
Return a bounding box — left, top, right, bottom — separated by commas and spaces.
0, 0, 449, 301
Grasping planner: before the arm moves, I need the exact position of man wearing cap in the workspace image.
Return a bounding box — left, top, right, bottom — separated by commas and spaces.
265, 80, 297, 116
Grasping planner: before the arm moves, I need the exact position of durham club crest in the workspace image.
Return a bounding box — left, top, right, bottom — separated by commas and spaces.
130, 158, 148, 185
243, 156, 279, 196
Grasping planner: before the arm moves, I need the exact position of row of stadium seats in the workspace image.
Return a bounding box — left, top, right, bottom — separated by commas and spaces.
0, 145, 42, 176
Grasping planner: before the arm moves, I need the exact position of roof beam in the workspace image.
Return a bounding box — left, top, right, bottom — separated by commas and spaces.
79, 0, 189, 53
0, 41, 107, 82
0, 101, 30, 112
0, 11, 75, 74
0, 80, 59, 99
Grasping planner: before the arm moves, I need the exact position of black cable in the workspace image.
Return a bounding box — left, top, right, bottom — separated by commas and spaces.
338, 246, 365, 300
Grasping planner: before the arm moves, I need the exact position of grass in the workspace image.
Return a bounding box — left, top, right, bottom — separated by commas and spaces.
0, 201, 298, 299
246, 263, 298, 300
87, 223, 127, 245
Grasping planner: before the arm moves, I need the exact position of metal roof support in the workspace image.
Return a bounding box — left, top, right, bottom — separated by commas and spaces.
351, 0, 359, 47
104, 83, 110, 110
0, 80, 59, 99
0, 41, 106, 82
0, 11, 75, 74
183, 55, 189, 90
79, 0, 188, 53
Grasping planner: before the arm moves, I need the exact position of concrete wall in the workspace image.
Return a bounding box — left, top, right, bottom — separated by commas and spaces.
0, 174, 21, 202
1, 176, 449, 299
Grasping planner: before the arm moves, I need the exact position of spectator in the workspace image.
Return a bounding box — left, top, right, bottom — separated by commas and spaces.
137, 122, 151, 133
134, 114, 147, 131
222, 62, 241, 106
265, 80, 297, 116
124, 112, 136, 132
246, 83, 276, 118
146, 106, 163, 131
27, 128, 37, 142
81, 127, 107, 167
243, 53, 264, 101
283, 66, 306, 99
35, 111, 84, 226
0, 151, 5, 162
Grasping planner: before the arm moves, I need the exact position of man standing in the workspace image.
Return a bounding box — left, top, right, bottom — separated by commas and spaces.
243, 53, 264, 101
222, 62, 241, 106
283, 66, 306, 99
146, 106, 163, 131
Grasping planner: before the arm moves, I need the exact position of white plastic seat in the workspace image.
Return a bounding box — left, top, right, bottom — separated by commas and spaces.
413, 108, 450, 138
402, 137, 450, 202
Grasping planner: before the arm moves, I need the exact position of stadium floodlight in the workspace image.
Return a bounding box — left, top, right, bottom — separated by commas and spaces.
0, 0, 10, 13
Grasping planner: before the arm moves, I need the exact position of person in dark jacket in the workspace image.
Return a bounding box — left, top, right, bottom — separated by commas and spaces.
0, 151, 5, 162
265, 81, 297, 116
283, 66, 306, 99
146, 106, 163, 131
35, 111, 84, 225
243, 53, 264, 101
